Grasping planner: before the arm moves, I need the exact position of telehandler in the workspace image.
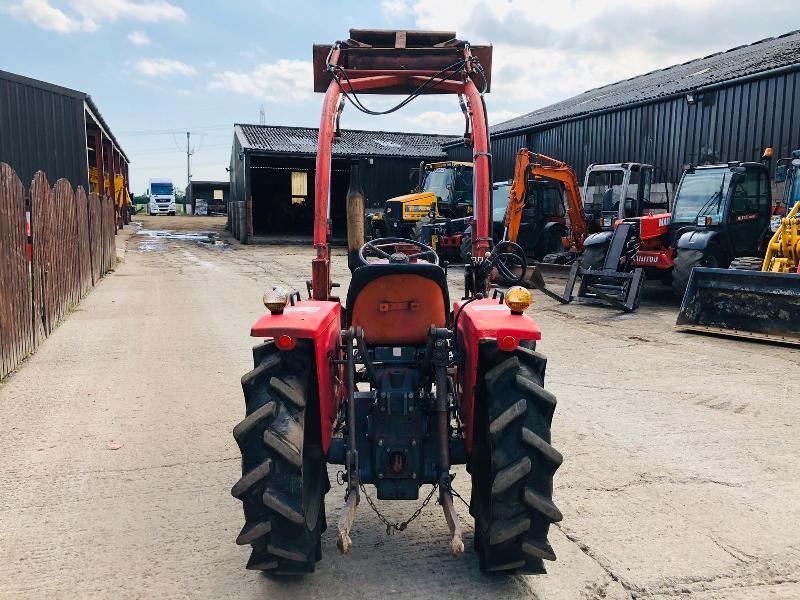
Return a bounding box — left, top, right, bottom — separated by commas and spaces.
677, 150, 800, 344
231, 29, 562, 575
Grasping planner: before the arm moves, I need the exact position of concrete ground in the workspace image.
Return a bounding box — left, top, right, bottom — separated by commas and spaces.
0, 214, 798, 599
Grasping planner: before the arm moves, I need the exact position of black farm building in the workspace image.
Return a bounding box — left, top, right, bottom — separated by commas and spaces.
0, 69, 129, 197
228, 124, 458, 242
186, 180, 230, 215
446, 29, 800, 191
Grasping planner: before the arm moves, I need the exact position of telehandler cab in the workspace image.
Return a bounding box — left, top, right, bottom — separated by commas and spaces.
231, 29, 562, 575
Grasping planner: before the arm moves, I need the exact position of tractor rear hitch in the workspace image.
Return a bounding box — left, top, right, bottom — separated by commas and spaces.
431, 326, 464, 557
337, 327, 361, 554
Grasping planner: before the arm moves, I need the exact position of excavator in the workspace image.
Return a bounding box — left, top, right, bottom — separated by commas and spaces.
503, 149, 588, 262
491, 151, 648, 312
677, 150, 800, 344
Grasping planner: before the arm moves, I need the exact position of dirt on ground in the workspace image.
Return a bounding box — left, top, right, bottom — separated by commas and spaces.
0, 214, 798, 599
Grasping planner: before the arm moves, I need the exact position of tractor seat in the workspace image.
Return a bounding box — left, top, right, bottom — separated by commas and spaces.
346, 262, 449, 345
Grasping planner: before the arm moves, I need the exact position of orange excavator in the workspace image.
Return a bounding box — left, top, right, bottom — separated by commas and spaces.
503, 149, 588, 262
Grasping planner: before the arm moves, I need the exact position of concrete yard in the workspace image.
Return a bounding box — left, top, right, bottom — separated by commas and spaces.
1, 215, 798, 600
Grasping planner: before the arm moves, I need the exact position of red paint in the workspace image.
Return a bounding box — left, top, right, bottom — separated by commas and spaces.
312, 81, 340, 299
636, 212, 672, 240
251, 300, 342, 451
437, 233, 463, 248
464, 78, 490, 259
634, 249, 674, 269
455, 299, 542, 451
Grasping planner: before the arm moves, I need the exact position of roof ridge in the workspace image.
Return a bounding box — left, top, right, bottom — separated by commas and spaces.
237, 122, 459, 139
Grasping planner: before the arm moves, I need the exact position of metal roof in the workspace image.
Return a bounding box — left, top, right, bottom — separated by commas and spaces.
236, 124, 459, 159
489, 29, 800, 137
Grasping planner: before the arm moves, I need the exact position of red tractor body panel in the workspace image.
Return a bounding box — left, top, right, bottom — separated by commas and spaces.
454, 299, 541, 452
251, 300, 342, 451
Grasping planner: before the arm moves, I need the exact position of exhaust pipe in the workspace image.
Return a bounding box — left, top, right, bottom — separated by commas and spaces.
346, 162, 365, 273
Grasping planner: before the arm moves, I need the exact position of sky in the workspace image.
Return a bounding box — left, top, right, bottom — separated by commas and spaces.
0, 0, 797, 194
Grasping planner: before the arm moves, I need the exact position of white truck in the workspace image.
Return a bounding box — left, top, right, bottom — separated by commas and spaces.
148, 179, 177, 216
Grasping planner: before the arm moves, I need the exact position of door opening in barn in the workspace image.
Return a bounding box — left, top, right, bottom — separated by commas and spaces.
249, 155, 349, 241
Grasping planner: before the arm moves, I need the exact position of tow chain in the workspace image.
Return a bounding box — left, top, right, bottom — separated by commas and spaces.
359, 483, 438, 536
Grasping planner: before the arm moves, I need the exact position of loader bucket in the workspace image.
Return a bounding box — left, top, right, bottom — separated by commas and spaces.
676, 267, 800, 345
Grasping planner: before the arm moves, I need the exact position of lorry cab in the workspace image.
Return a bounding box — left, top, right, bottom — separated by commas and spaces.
148, 179, 177, 216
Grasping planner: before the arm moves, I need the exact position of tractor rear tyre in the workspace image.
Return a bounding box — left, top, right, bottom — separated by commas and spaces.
469, 343, 562, 574
671, 247, 720, 300
728, 256, 764, 271
232, 340, 329, 574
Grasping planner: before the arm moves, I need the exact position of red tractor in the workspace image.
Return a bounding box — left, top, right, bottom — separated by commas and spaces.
231, 30, 562, 575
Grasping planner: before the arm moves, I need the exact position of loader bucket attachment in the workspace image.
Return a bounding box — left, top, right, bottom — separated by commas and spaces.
676, 267, 800, 345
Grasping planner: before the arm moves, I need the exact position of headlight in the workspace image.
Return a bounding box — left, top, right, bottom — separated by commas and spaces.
770, 215, 782, 232
603, 217, 612, 227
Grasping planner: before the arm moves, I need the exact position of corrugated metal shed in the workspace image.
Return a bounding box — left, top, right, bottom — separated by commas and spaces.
445, 30, 800, 185
491, 29, 800, 136
236, 124, 458, 158
0, 69, 128, 191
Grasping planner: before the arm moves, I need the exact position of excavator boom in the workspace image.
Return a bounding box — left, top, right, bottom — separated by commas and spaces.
504, 148, 587, 252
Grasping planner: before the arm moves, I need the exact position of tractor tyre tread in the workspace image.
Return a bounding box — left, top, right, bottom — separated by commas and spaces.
232, 341, 327, 574
470, 343, 561, 574
728, 256, 764, 271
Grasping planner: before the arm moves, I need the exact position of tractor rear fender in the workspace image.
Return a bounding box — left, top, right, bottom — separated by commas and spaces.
583, 230, 614, 248
250, 300, 342, 452
676, 228, 718, 250
455, 298, 542, 453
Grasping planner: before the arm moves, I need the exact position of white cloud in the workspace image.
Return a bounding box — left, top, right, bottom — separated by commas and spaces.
6, 0, 80, 32
127, 30, 150, 45
380, 0, 409, 18
73, 0, 185, 28
135, 58, 197, 77
401, 0, 797, 121
6, 0, 185, 33
208, 60, 313, 103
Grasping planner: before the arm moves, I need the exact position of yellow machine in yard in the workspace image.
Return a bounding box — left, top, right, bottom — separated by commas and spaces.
367, 161, 473, 254
677, 150, 800, 344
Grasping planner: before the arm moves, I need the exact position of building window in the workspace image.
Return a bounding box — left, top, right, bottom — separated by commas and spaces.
291, 171, 307, 206
213, 189, 224, 200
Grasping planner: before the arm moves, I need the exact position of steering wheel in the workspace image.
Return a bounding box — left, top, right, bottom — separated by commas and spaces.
358, 237, 439, 266
490, 240, 528, 285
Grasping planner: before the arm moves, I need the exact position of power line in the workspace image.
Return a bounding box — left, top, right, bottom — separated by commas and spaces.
117, 124, 232, 136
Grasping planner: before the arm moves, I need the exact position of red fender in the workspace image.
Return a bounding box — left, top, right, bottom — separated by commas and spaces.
455, 298, 541, 452
251, 300, 342, 452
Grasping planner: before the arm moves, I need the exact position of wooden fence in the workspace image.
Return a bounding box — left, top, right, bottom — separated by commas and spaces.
0, 164, 117, 379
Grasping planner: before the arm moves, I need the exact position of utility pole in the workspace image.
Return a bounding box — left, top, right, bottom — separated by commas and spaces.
186, 131, 192, 185
259, 104, 266, 126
